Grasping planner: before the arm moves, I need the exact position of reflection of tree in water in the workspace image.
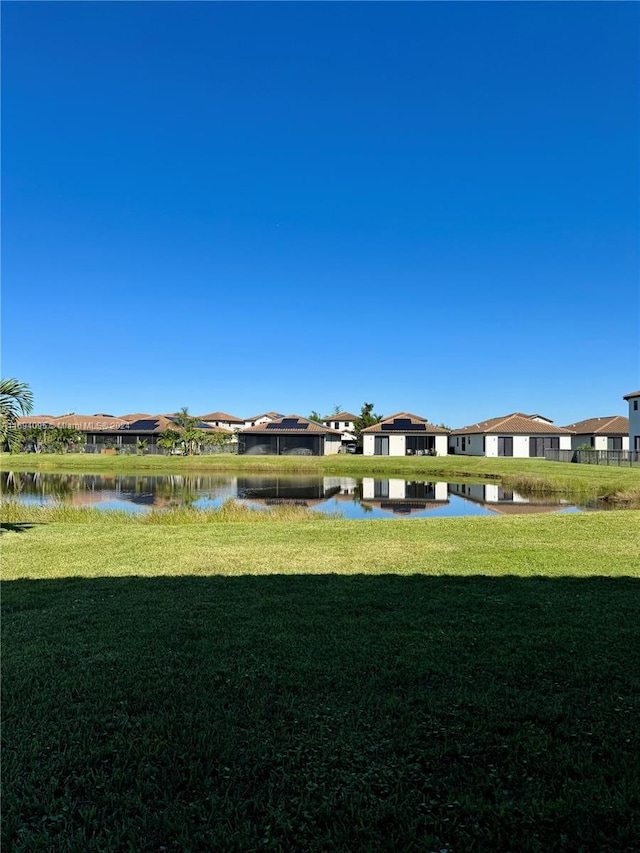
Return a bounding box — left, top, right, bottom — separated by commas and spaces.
2, 471, 24, 496
354, 483, 374, 513
1, 471, 75, 501
1, 472, 238, 509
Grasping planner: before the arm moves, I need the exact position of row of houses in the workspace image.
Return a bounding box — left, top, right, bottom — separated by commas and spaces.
18, 391, 640, 457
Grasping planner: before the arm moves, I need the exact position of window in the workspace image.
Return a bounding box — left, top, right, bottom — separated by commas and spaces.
634, 401, 638, 411
334, 422, 339, 430
608, 437, 622, 451
498, 436, 513, 457
374, 436, 389, 455
373, 480, 389, 498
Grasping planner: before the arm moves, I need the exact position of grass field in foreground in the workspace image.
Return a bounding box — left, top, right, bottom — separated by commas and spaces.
2, 509, 640, 579
3, 507, 639, 850
3, 573, 640, 852
3, 451, 640, 500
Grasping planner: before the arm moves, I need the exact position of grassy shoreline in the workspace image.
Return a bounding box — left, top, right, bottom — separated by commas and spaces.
2, 451, 640, 500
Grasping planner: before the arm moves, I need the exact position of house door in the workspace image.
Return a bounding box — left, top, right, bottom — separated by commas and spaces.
374, 436, 389, 456
529, 437, 559, 458
498, 436, 513, 457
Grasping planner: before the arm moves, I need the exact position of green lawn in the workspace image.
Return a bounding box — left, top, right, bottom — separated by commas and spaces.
3, 504, 639, 851
2, 509, 640, 579
3, 572, 640, 852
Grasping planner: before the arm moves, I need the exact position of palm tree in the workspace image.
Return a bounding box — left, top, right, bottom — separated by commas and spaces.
47, 425, 84, 453
172, 407, 204, 455
0, 378, 34, 452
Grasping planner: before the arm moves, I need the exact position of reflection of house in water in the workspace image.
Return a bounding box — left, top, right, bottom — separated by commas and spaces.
361, 479, 449, 515
236, 477, 341, 508
449, 482, 569, 514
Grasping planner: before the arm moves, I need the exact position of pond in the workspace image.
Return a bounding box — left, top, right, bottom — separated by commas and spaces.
0, 472, 615, 519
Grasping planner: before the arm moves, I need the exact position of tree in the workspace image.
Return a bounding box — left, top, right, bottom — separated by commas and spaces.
352, 402, 382, 438
173, 407, 197, 431
0, 378, 34, 452
19, 425, 46, 453
307, 411, 324, 424
157, 429, 182, 455
201, 430, 234, 453
172, 407, 203, 455
46, 425, 85, 453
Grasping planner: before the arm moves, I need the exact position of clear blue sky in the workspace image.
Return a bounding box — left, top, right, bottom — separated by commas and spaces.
2, 1, 638, 427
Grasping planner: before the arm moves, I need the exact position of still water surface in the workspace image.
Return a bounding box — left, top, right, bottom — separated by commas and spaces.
1, 472, 612, 519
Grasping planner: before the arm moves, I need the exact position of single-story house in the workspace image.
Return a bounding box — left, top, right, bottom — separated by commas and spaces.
449, 413, 573, 457
19, 413, 230, 452
361, 477, 449, 514
361, 412, 449, 456
449, 482, 567, 513
236, 476, 341, 506
623, 391, 640, 451
237, 415, 343, 456
562, 416, 629, 451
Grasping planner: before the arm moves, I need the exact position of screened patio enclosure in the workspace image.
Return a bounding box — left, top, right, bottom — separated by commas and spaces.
239, 433, 324, 456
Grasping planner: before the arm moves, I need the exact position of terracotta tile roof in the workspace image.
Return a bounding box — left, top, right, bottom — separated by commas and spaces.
450, 413, 573, 436
18, 415, 60, 427
18, 413, 230, 435
562, 416, 629, 436
361, 412, 450, 434
363, 500, 448, 516
198, 411, 244, 423
488, 503, 567, 516
623, 390, 640, 400
324, 412, 358, 421
240, 415, 342, 435
53, 414, 130, 431
119, 413, 154, 422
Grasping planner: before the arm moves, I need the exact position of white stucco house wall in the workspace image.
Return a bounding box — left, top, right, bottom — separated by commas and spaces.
449, 413, 573, 458
623, 391, 640, 451
562, 416, 629, 451
361, 412, 449, 456
322, 412, 358, 443
361, 478, 448, 503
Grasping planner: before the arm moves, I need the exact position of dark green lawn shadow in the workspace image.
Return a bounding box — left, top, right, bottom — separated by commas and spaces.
0, 522, 38, 535
3, 574, 639, 853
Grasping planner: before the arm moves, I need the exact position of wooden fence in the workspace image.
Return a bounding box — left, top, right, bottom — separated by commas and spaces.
545, 449, 640, 467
